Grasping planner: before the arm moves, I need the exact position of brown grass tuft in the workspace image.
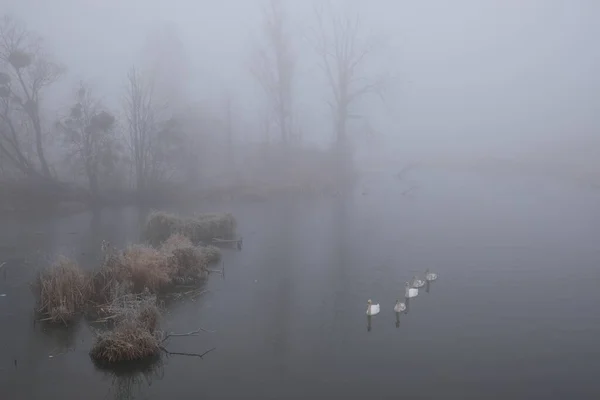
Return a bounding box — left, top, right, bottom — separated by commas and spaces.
90, 293, 162, 363
160, 234, 210, 284
144, 211, 236, 246
121, 245, 172, 293
200, 245, 221, 264
36, 256, 88, 324
90, 321, 161, 363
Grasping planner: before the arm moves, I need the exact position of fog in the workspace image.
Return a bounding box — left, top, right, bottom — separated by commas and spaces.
3, 2, 600, 398
2, 0, 600, 197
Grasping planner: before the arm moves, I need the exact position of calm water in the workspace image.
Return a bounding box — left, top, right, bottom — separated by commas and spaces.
1, 168, 600, 399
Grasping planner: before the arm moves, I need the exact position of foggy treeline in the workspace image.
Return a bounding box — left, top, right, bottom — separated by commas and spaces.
1, 0, 600, 208
0, 0, 393, 208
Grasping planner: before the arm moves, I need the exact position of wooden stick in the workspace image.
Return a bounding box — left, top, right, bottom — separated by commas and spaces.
160, 346, 216, 359
161, 327, 215, 343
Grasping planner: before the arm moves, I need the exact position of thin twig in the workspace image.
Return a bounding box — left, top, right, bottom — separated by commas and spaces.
171, 288, 209, 300
212, 238, 241, 243
161, 327, 215, 343
160, 346, 216, 359
0, 262, 5, 269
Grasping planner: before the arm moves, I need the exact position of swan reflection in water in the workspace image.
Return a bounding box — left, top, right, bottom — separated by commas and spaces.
404, 297, 411, 314
367, 315, 372, 332
425, 269, 438, 293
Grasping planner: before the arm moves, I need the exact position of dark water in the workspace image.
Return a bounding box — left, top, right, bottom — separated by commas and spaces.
1, 169, 600, 399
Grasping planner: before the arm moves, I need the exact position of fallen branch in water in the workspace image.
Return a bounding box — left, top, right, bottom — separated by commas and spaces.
160, 346, 216, 359
171, 288, 209, 300
211, 237, 242, 244
0, 262, 6, 269
212, 237, 243, 250
161, 327, 215, 343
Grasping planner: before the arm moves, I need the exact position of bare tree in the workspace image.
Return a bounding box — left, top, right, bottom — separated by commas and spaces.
124, 66, 160, 192
57, 82, 117, 196
0, 71, 37, 177
312, 3, 386, 148
251, 0, 295, 145
0, 15, 64, 179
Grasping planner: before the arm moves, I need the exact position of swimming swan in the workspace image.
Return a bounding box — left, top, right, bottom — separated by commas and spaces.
394, 300, 406, 312
366, 299, 380, 316
425, 269, 438, 281
411, 275, 425, 288
405, 282, 418, 298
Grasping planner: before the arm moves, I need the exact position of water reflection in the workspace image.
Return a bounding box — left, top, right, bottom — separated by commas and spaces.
35, 318, 85, 357
366, 315, 372, 332
404, 297, 411, 314
395, 312, 400, 328
94, 356, 164, 400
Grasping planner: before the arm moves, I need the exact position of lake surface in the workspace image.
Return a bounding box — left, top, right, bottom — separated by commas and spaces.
1, 168, 600, 399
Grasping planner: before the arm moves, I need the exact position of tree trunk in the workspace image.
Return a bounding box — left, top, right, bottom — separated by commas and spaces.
86, 164, 98, 197
31, 113, 51, 178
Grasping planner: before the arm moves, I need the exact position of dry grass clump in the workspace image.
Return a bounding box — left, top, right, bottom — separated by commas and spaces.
201, 245, 221, 264
36, 256, 88, 324
121, 245, 172, 293
160, 234, 213, 284
88, 234, 219, 303
144, 211, 236, 246
90, 323, 160, 363
89, 293, 162, 363
89, 247, 131, 306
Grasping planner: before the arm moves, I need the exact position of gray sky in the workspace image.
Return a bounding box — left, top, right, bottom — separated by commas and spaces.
4, 0, 600, 165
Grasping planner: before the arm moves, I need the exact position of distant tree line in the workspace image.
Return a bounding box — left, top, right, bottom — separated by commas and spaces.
0, 1, 388, 204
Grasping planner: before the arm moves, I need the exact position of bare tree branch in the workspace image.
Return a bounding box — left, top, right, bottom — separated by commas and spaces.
160, 346, 216, 359
310, 1, 387, 145
161, 327, 215, 343
0, 15, 64, 179
250, 0, 295, 145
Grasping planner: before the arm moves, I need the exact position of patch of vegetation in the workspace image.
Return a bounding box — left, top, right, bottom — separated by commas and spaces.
34, 211, 227, 363
35, 256, 88, 324
161, 234, 213, 284
144, 211, 236, 246
90, 293, 161, 363
121, 245, 173, 293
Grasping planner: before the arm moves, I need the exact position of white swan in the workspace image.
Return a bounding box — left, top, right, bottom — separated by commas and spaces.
411, 275, 425, 288
394, 299, 406, 313
405, 282, 418, 298
425, 269, 438, 281
366, 299, 380, 316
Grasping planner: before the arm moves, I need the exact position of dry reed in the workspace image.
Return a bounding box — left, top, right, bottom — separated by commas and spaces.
144, 211, 236, 246
89, 293, 162, 363
36, 256, 88, 324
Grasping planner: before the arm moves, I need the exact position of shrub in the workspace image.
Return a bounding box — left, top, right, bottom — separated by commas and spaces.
36, 256, 88, 324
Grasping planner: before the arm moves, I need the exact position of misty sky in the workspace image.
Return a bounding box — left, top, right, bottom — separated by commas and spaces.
4, 0, 600, 165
